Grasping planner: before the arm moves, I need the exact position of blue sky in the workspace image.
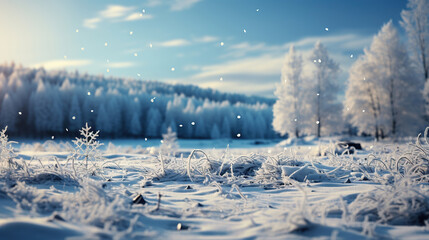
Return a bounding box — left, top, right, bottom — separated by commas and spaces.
0, 0, 407, 97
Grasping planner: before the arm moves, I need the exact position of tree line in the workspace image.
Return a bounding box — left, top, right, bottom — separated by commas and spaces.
0, 64, 276, 139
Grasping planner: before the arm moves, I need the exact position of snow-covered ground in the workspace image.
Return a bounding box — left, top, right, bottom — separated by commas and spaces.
1, 130, 429, 239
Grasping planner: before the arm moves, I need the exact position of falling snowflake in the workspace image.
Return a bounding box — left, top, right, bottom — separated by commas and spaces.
137, 73, 141, 77
237, 133, 241, 138
72, 116, 76, 120
325, 27, 329, 31
191, 122, 195, 126
294, 118, 297, 122
75, 29, 79, 33
316, 121, 320, 125
149, 43, 153, 48
220, 42, 224, 46
18, 112, 22, 115
52, 136, 55, 140
66, 128, 69, 132
144, 138, 148, 141
318, 59, 322, 63
87, 91, 91, 96
105, 42, 108, 46
134, 53, 138, 57
243, 29, 247, 33
160, 140, 164, 143
171, 67, 175, 71
350, 54, 354, 58
256, 9, 259, 12
237, 115, 241, 119
130, 31, 133, 35
81, 47, 85, 51
362, 110, 366, 113
179, 124, 183, 128
106, 69, 110, 73
220, 77, 223, 81
91, 109, 94, 113
317, 93, 320, 96
142, 9, 146, 13
150, 97, 156, 103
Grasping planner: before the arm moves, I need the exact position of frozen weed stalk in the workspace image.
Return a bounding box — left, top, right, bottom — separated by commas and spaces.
69, 123, 104, 176
0, 127, 18, 171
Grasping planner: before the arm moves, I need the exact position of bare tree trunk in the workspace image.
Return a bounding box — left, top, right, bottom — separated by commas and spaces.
389, 77, 397, 136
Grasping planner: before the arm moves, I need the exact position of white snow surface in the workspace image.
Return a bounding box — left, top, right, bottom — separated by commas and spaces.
1, 135, 429, 239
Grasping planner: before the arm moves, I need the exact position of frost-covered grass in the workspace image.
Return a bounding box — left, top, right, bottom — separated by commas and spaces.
1, 126, 429, 239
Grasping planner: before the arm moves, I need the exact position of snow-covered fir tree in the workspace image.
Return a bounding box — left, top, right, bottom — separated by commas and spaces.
68, 95, 82, 132
310, 42, 341, 137
29, 79, 64, 134
272, 45, 306, 138
0, 94, 18, 132
129, 112, 142, 136
159, 126, 179, 156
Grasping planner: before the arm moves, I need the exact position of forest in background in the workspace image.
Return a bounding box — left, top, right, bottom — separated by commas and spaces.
0, 63, 277, 139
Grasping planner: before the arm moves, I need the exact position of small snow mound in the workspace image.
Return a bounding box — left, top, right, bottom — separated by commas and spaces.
277, 136, 317, 147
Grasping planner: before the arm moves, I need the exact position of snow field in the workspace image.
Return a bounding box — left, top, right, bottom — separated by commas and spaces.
0, 127, 429, 239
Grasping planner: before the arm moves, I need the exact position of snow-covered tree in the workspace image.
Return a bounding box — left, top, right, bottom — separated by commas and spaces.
68, 94, 82, 132
146, 107, 162, 138
401, 0, 429, 81
310, 42, 341, 137
221, 116, 231, 138
344, 56, 386, 139
129, 112, 142, 136
272, 45, 305, 138
345, 21, 424, 138
29, 80, 64, 134
0, 94, 18, 132
401, 0, 429, 119
210, 124, 221, 139
194, 117, 207, 139
96, 104, 113, 135
159, 126, 178, 156
106, 97, 122, 137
